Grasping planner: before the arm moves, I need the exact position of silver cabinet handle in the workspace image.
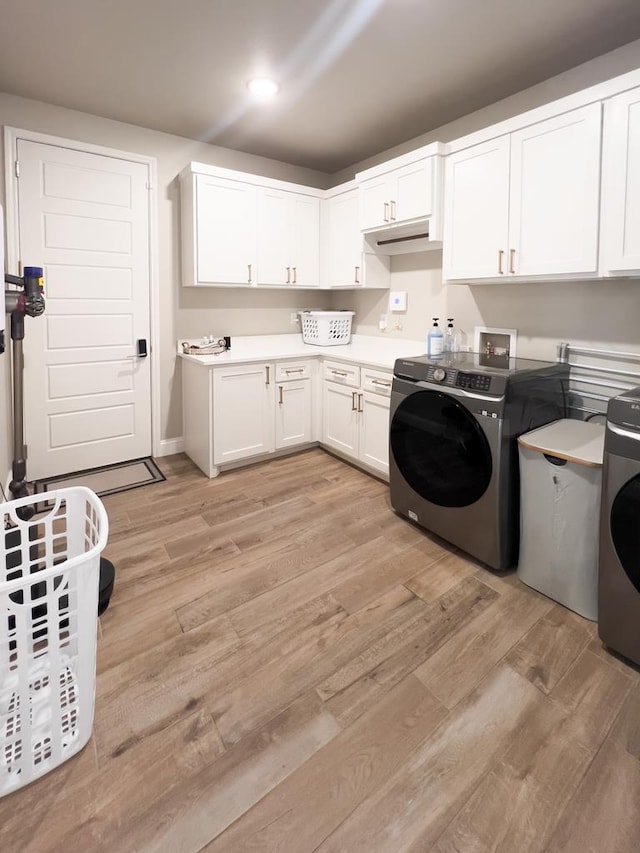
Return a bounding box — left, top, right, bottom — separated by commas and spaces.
354, 265, 360, 284
358, 393, 363, 413
285, 368, 304, 374
248, 263, 252, 283
383, 202, 390, 223
265, 365, 270, 385
351, 391, 358, 411
331, 369, 348, 377
286, 267, 291, 284
371, 379, 391, 388
278, 385, 283, 405
498, 250, 504, 274
292, 266, 297, 285
390, 200, 396, 221
509, 249, 516, 274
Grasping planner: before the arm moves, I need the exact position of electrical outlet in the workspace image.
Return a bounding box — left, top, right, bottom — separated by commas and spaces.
379, 314, 388, 331
290, 312, 299, 324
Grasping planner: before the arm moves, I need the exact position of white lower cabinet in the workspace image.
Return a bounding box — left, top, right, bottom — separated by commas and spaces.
213, 362, 275, 465
321, 362, 392, 478
275, 379, 313, 449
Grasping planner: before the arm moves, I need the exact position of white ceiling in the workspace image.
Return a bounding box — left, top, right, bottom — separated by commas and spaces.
1, 0, 640, 173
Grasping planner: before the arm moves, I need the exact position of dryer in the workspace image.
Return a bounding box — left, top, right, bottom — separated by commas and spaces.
389, 353, 567, 571
599, 388, 640, 665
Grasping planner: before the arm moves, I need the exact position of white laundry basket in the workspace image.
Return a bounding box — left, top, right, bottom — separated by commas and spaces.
300, 311, 355, 346
0, 487, 108, 796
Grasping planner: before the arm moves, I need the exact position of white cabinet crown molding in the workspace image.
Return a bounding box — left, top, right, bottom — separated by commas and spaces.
179, 161, 324, 197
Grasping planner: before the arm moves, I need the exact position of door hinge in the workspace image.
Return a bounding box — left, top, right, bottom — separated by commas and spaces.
14, 160, 19, 178
146, 181, 153, 191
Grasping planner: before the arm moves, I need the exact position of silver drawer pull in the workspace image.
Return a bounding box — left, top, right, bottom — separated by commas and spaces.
331, 369, 348, 377
278, 385, 283, 405
351, 391, 358, 411
371, 379, 391, 387
285, 368, 304, 374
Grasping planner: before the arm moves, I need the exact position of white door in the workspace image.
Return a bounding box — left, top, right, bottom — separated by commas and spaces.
275, 380, 312, 449
602, 88, 640, 274
443, 136, 511, 280
322, 381, 359, 457
16, 139, 152, 479
360, 175, 391, 230
291, 195, 320, 287
394, 159, 432, 223
196, 175, 256, 285
326, 190, 361, 287
212, 363, 274, 464
359, 391, 390, 476
257, 188, 290, 285
508, 103, 602, 277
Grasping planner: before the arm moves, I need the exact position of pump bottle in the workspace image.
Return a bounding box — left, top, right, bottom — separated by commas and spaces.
445, 318, 456, 354
427, 318, 444, 357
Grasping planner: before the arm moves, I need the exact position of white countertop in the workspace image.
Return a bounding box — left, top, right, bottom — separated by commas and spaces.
177, 334, 426, 371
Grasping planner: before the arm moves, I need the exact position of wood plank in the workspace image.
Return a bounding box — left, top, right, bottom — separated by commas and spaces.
405, 549, 480, 603
204, 676, 447, 853
549, 648, 633, 752
316, 665, 542, 853
318, 576, 498, 707
505, 605, 595, 694
106, 692, 342, 853
10, 710, 224, 853
414, 582, 553, 708
546, 739, 640, 853
430, 696, 592, 853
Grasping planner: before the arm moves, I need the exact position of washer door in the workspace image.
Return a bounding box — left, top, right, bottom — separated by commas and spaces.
610, 474, 640, 594
390, 390, 493, 508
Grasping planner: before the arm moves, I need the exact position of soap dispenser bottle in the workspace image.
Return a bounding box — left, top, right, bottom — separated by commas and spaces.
445, 318, 455, 354
427, 318, 444, 358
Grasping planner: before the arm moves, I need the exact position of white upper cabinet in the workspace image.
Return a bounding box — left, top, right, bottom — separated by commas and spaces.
321, 184, 391, 289
180, 163, 321, 288
443, 103, 602, 282
183, 174, 256, 286
257, 187, 320, 286
601, 87, 640, 275
443, 137, 510, 280
355, 144, 445, 254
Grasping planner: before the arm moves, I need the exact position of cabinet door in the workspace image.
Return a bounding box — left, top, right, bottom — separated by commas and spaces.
326, 190, 361, 287
291, 195, 320, 286
602, 88, 640, 274
322, 381, 359, 457
196, 176, 256, 285
508, 103, 602, 277
443, 137, 511, 280
257, 188, 290, 285
360, 175, 392, 231
212, 363, 274, 464
275, 380, 312, 449
393, 159, 432, 223
359, 391, 391, 477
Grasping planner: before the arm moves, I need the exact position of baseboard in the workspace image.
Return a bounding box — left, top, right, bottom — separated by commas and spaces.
157, 437, 184, 457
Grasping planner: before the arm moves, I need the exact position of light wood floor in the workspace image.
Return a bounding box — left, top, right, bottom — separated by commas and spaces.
2, 448, 640, 852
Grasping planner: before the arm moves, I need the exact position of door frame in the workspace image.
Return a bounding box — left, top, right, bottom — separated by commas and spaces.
3, 126, 162, 459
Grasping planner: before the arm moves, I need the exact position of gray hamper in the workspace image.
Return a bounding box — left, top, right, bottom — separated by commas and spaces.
517, 418, 605, 621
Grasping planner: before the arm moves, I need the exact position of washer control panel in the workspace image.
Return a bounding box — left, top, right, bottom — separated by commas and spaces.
455, 372, 492, 392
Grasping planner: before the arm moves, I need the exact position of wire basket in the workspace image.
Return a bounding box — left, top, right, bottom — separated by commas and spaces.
299, 311, 355, 346
0, 487, 108, 796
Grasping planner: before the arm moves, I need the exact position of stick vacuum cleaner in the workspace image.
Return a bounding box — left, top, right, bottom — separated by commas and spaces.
3, 267, 114, 614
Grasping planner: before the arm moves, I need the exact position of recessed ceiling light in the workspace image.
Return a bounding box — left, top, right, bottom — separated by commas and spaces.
247, 77, 280, 98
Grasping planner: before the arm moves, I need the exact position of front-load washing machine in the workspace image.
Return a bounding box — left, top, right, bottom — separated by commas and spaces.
389, 353, 568, 571
599, 388, 640, 665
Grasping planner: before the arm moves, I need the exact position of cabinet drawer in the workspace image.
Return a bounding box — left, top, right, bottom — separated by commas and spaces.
323, 360, 360, 388
275, 360, 313, 382
361, 367, 393, 397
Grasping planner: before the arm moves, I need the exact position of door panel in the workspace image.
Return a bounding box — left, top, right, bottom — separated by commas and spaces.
322, 382, 359, 456
360, 391, 390, 476
443, 136, 510, 280
213, 364, 274, 464
17, 139, 152, 479
196, 175, 256, 285
509, 103, 602, 276
275, 381, 312, 448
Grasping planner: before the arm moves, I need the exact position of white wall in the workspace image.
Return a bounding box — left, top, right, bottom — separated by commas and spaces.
0, 91, 331, 468
332, 38, 640, 363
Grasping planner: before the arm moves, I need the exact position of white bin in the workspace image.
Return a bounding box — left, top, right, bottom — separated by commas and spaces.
0, 488, 108, 796
517, 419, 605, 621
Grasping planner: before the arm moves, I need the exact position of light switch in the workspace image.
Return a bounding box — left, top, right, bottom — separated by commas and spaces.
389, 291, 407, 312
